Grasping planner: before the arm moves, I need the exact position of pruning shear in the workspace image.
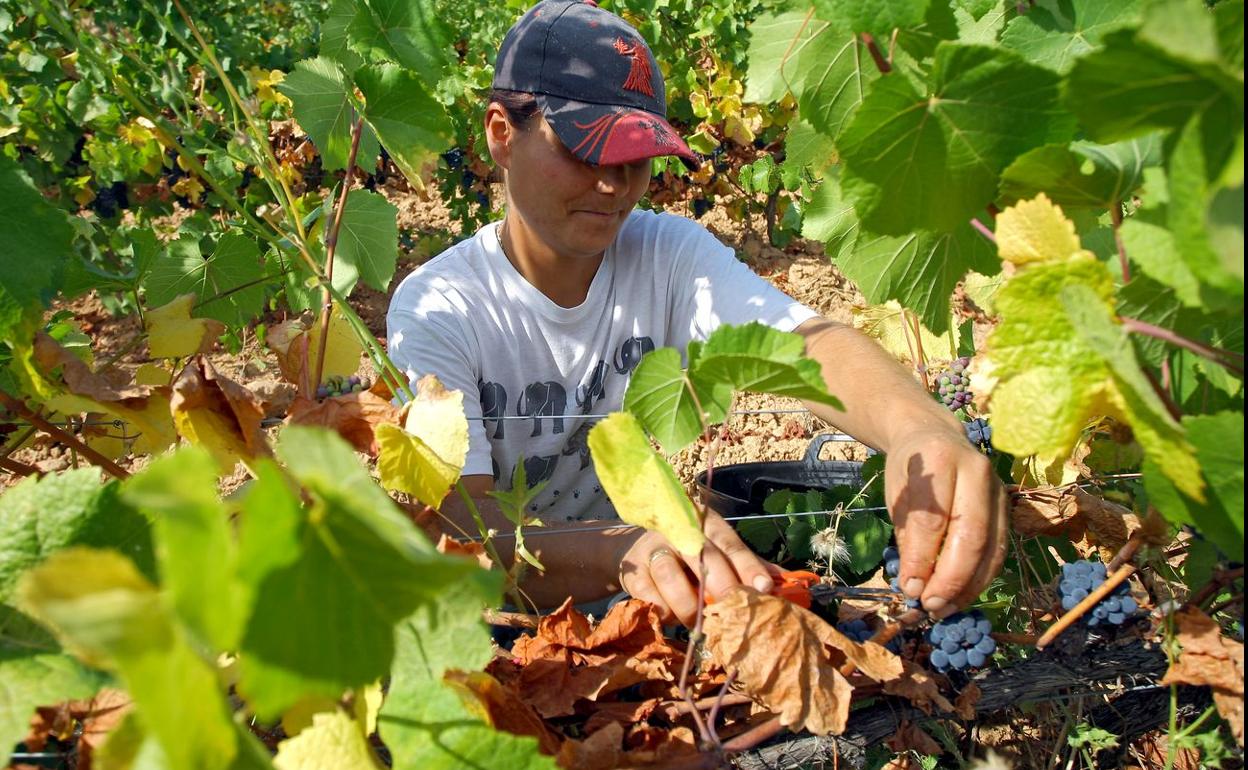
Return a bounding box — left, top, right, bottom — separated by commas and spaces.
713, 569, 899, 609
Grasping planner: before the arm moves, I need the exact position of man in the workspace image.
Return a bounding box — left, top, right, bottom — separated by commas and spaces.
387, 0, 1008, 626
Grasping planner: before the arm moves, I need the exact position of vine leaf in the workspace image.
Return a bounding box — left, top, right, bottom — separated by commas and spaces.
332, 189, 401, 293
703, 586, 902, 735
1160, 607, 1244, 746
838, 42, 1073, 235
278, 57, 379, 172
850, 301, 960, 365
796, 23, 879, 143
622, 347, 720, 456
999, 134, 1163, 210
376, 375, 468, 507
143, 233, 267, 328
273, 709, 383, 768
17, 548, 248, 768
144, 294, 224, 358
169, 358, 271, 473
982, 195, 1203, 501
812, 0, 930, 40
357, 63, 454, 189
236, 429, 474, 720
587, 413, 704, 556
347, 0, 455, 78
999, 0, 1141, 74
744, 10, 824, 105
0, 157, 73, 344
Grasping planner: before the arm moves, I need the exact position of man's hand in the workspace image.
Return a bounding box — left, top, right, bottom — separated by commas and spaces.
616, 511, 775, 626
884, 423, 1009, 619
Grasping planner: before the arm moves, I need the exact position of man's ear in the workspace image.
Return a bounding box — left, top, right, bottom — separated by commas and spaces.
483, 103, 513, 171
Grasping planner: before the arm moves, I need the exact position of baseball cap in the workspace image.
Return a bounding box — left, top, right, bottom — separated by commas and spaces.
492, 0, 700, 169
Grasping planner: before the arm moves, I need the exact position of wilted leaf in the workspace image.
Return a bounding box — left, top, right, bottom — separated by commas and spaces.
953, 681, 982, 720
33, 333, 175, 455
883, 659, 955, 715
266, 314, 363, 397
286, 380, 400, 455
1011, 487, 1087, 540
444, 671, 561, 756
887, 720, 942, 755
437, 534, 493, 570
170, 357, 271, 472
377, 375, 470, 504
703, 586, 902, 735
588, 413, 704, 556
851, 301, 960, 365
1161, 607, 1244, 745
143, 294, 224, 358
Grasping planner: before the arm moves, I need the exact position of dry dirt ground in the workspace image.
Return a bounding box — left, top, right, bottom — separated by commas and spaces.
6, 185, 873, 487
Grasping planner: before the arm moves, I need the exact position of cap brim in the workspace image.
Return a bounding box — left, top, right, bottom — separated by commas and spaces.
537, 94, 700, 171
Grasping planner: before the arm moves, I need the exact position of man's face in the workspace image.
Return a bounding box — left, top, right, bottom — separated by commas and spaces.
499, 112, 652, 260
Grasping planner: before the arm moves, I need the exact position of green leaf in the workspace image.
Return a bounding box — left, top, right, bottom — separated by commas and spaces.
744, 10, 824, 104
18, 549, 248, 770
785, 519, 816, 561
587, 413, 704, 556
1064, 28, 1242, 143
1115, 275, 1183, 367
357, 63, 453, 188
1, 605, 107, 765
279, 57, 380, 173
379, 579, 554, 770
782, 119, 838, 181
1214, 0, 1244, 70
692, 322, 845, 410
801, 170, 860, 260
120, 448, 241, 652
624, 347, 724, 455
334, 189, 400, 292
999, 134, 1163, 209
835, 509, 893, 574
348, 0, 455, 77
1136, 0, 1222, 64
1119, 213, 1202, 308
813, 0, 930, 39
839, 43, 1073, 234
736, 518, 784, 553
954, 0, 1011, 45
0, 470, 154, 604
1145, 412, 1243, 559
236, 429, 472, 719
0, 157, 73, 343
1000, 0, 1141, 74
839, 223, 998, 334
795, 23, 880, 143
143, 233, 268, 327
320, 0, 365, 74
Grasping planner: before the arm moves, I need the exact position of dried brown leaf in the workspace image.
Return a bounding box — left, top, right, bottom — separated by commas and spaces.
1011, 487, 1086, 539
436, 533, 494, 570
1160, 607, 1244, 745
557, 721, 624, 770
582, 698, 660, 736
444, 670, 562, 755
954, 681, 982, 720
702, 586, 902, 736
285, 383, 400, 456
887, 720, 942, 755
170, 357, 271, 470
883, 660, 955, 715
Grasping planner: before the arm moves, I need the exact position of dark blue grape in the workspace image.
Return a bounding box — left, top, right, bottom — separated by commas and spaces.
691, 198, 713, 219
1056, 559, 1139, 628
927, 610, 994, 672
441, 147, 465, 169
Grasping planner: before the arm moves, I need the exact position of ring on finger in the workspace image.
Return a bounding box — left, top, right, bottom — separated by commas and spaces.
648, 548, 675, 565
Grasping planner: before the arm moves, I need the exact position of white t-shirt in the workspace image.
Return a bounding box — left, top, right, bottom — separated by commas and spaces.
386, 209, 819, 523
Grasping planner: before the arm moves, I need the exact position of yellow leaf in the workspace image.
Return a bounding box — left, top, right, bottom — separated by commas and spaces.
851, 301, 959, 365
312, 312, 364, 381
144, 294, 225, 358
48, 392, 176, 456
273, 710, 381, 770
995, 193, 1087, 266
351, 681, 384, 736
402, 375, 469, 473
135, 363, 172, 386
169, 358, 270, 473
281, 695, 341, 738
375, 424, 461, 507
587, 413, 704, 556
171, 175, 203, 199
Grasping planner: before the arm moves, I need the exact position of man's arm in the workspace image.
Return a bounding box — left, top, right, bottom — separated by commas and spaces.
793, 317, 1009, 619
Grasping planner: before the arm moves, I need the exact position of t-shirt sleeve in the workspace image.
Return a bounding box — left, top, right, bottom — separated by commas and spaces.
659, 214, 820, 348
385, 277, 496, 478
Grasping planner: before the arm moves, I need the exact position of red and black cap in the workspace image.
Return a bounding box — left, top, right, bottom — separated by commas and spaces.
493, 0, 700, 169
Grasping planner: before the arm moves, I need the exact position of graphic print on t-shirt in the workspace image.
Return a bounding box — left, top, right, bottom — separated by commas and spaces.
562, 421, 593, 470
613, 335, 654, 375
518, 454, 559, 488
479, 378, 507, 439
576, 360, 609, 414
516, 380, 567, 436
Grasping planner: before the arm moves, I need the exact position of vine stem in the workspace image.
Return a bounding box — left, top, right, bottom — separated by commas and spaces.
705, 668, 739, 746
860, 33, 892, 74
1111, 204, 1131, 283
1035, 564, 1136, 649
722, 714, 786, 752
314, 116, 366, 391
0, 456, 39, 477
1120, 317, 1245, 375
0, 392, 129, 479
970, 217, 997, 243
1107, 527, 1148, 573
1185, 566, 1245, 610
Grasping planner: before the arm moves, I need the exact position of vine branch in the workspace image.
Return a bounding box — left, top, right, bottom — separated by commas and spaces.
1121, 317, 1244, 375
314, 115, 366, 391
860, 33, 892, 74
1111, 203, 1131, 283
0, 392, 130, 479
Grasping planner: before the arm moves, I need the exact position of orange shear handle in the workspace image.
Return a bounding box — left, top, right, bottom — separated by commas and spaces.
705, 569, 820, 609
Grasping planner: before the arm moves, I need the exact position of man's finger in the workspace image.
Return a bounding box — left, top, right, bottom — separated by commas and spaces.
705, 514, 774, 594
620, 562, 675, 624
920, 455, 994, 617
889, 451, 956, 599
954, 483, 1010, 608
648, 548, 699, 626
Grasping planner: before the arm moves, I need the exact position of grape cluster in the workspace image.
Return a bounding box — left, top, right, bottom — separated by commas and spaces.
964, 418, 993, 452
836, 618, 901, 652
691, 197, 713, 219
1058, 560, 1139, 626
883, 545, 921, 609
935, 357, 973, 412
316, 374, 370, 400
927, 611, 996, 672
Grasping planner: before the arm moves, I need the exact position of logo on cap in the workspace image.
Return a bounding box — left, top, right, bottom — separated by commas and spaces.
612, 37, 655, 98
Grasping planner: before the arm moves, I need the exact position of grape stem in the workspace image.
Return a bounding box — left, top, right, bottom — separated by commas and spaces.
970, 217, 996, 243
0, 392, 130, 480
1111, 204, 1131, 283
1120, 317, 1245, 376
1035, 564, 1136, 649
313, 115, 366, 392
